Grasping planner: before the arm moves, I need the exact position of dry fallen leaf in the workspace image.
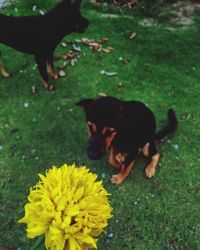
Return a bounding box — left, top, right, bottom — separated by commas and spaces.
97, 37, 109, 43
102, 47, 113, 53
130, 32, 137, 39
101, 70, 118, 77
98, 92, 107, 97
61, 42, 67, 48
82, 38, 91, 45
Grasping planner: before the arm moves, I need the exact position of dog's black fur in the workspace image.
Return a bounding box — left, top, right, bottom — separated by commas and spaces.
77, 96, 178, 184
0, 0, 89, 90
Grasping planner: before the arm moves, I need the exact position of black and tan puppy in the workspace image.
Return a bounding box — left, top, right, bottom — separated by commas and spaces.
0, 0, 89, 90
76, 96, 178, 184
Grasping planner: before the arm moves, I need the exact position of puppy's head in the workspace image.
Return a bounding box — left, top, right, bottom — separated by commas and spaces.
62, 0, 89, 33
76, 97, 124, 160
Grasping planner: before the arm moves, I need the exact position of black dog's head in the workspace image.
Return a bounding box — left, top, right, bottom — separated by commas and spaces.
60, 0, 89, 33
76, 97, 125, 160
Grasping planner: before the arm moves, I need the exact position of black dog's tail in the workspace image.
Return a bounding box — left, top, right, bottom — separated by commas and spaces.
155, 109, 178, 142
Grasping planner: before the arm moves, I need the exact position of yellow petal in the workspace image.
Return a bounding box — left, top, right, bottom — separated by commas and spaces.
68, 237, 79, 250
74, 187, 84, 202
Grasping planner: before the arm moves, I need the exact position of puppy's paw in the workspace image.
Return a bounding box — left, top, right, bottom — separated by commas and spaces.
52, 74, 59, 80
2, 71, 10, 78
47, 84, 55, 91
145, 165, 156, 178
111, 174, 124, 185
3, 72, 10, 78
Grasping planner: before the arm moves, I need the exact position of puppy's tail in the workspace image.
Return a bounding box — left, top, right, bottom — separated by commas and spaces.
155, 109, 178, 142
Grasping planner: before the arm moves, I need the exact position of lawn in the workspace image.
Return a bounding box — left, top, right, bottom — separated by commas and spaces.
0, 0, 200, 249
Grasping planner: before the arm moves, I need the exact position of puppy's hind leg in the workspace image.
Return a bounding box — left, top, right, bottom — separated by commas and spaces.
0, 62, 10, 78
47, 53, 59, 80
144, 142, 160, 178
0, 49, 10, 78
35, 55, 54, 91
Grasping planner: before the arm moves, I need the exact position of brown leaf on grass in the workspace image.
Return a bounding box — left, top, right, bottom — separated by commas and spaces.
82, 38, 101, 51
130, 32, 137, 39
91, 43, 101, 51
102, 47, 113, 53
97, 37, 109, 44
63, 51, 77, 60
98, 92, 107, 97
82, 38, 92, 45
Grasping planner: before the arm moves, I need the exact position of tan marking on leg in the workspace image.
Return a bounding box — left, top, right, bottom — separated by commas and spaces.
111, 161, 134, 185
108, 147, 121, 169
0, 63, 10, 78
47, 62, 58, 80
105, 131, 117, 150
116, 152, 128, 164
145, 153, 160, 178
142, 143, 149, 157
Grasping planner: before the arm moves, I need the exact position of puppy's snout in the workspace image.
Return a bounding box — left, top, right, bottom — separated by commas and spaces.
87, 136, 105, 160
87, 149, 100, 160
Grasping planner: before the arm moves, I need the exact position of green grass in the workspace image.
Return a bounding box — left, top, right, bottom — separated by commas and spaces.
0, 1, 200, 249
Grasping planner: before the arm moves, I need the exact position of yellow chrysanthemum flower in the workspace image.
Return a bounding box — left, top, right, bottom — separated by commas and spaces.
18, 164, 112, 250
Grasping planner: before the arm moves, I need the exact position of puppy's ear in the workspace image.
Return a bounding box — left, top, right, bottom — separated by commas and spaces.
76, 99, 96, 111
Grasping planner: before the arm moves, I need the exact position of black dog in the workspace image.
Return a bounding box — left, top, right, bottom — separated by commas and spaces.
77, 96, 178, 184
0, 0, 89, 90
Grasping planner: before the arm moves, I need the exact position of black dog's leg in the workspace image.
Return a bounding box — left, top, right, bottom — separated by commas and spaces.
143, 142, 160, 178
35, 55, 54, 91
47, 53, 59, 80
0, 50, 10, 78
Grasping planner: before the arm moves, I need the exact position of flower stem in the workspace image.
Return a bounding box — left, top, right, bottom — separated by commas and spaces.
29, 235, 45, 250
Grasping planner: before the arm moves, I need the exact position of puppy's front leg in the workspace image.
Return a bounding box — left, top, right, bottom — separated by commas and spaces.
111, 153, 134, 185
35, 55, 54, 91
0, 62, 10, 78
47, 53, 59, 80
108, 147, 121, 169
